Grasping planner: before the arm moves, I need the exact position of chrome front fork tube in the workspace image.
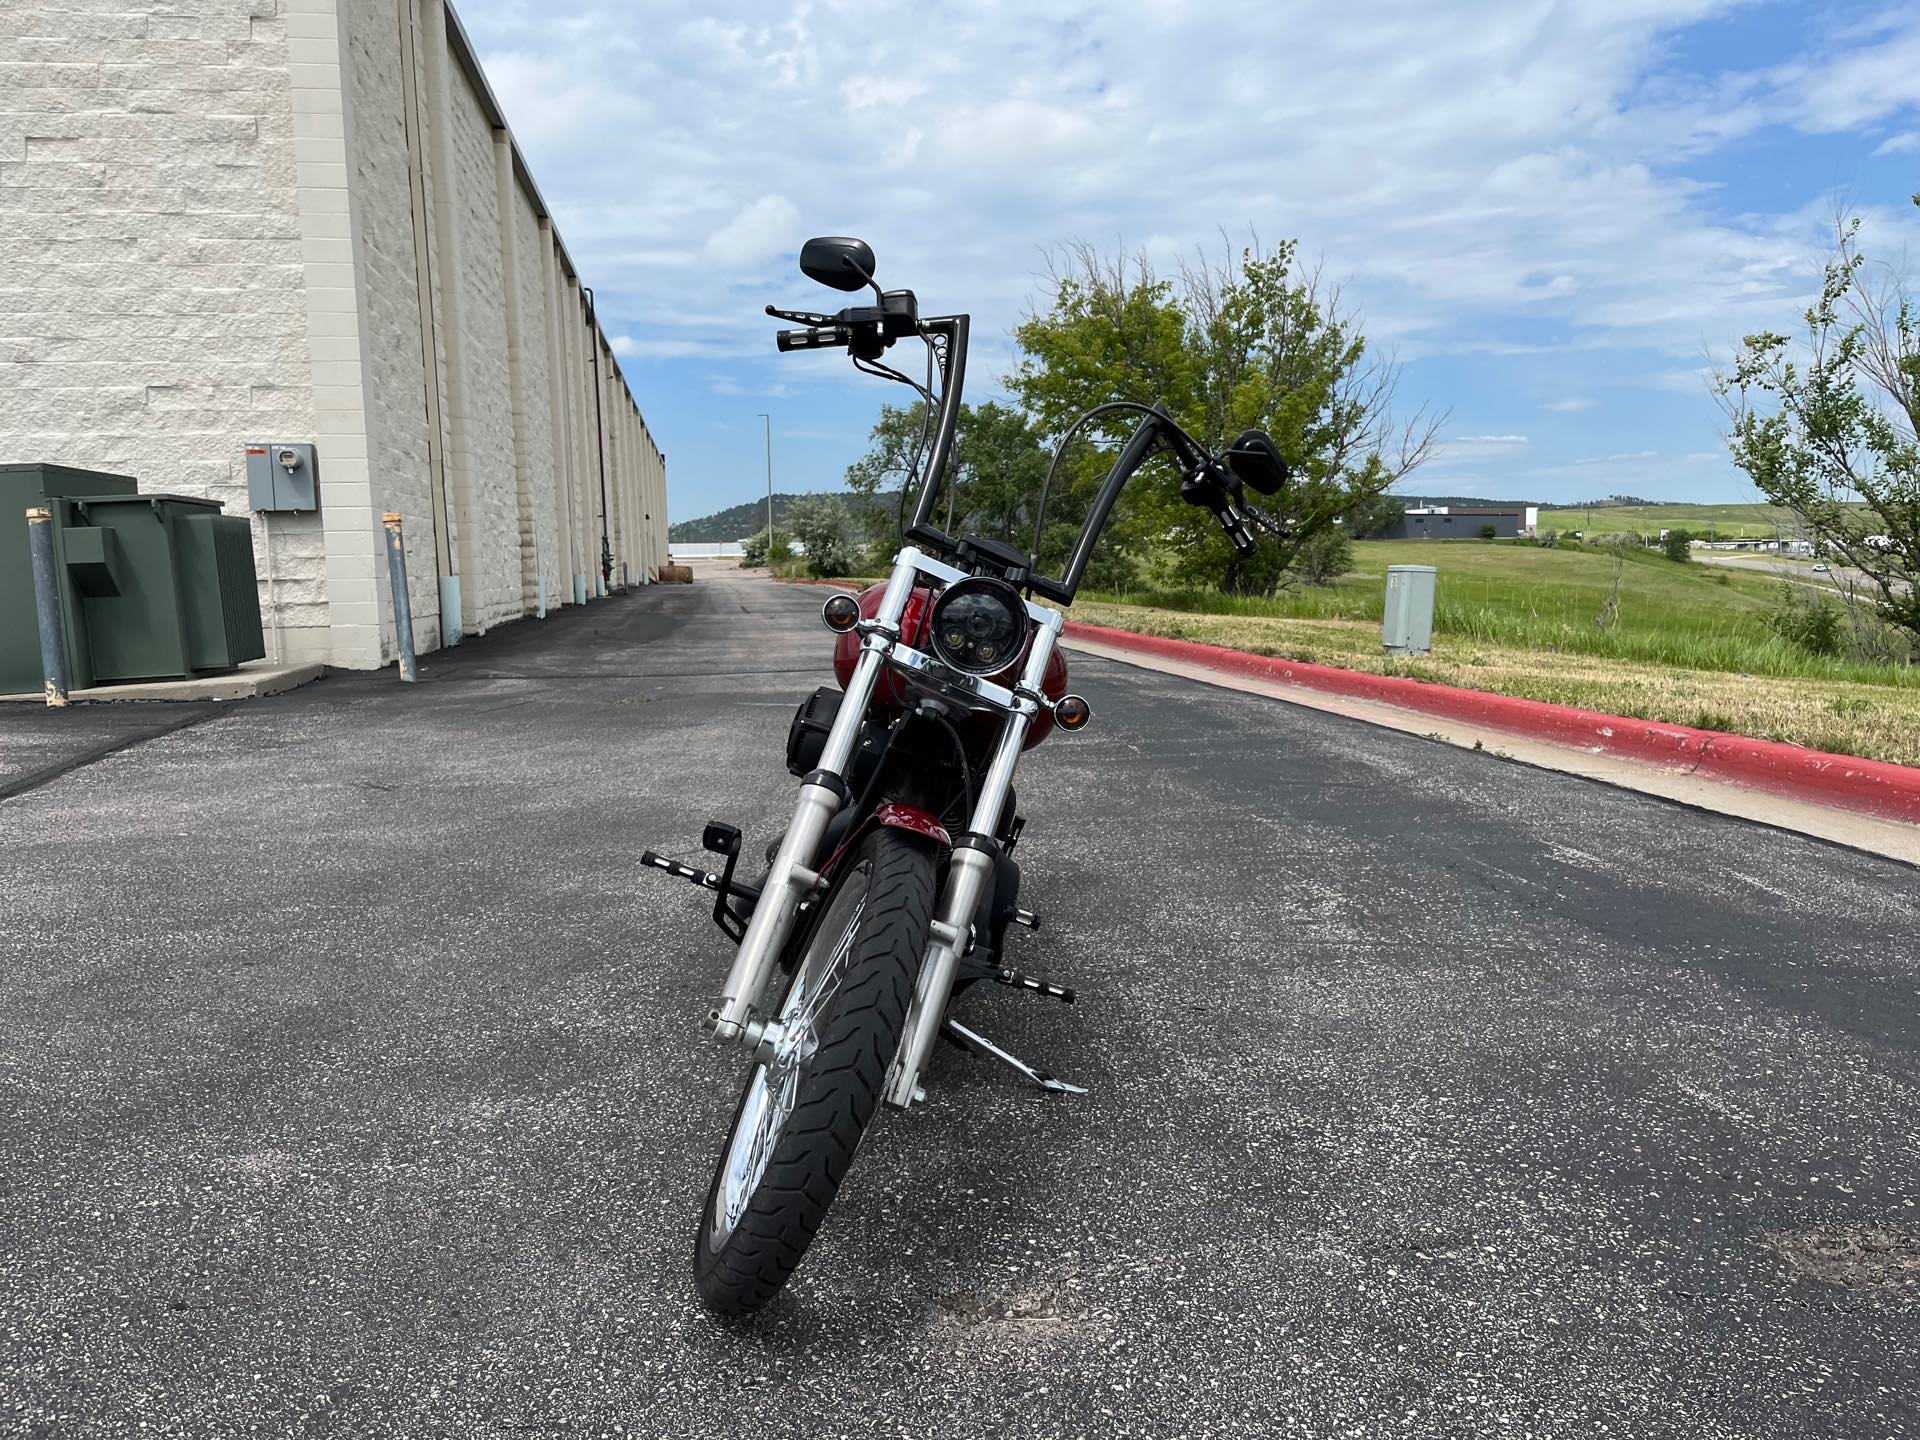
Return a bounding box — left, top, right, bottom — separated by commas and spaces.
883, 610, 1065, 1110
706, 550, 926, 1050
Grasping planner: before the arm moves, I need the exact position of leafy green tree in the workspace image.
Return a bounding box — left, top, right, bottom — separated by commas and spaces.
786, 494, 859, 578
1345, 491, 1405, 539
1008, 238, 1438, 593
845, 399, 1083, 565
1661, 528, 1694, 563
1717, 215, 1920, 648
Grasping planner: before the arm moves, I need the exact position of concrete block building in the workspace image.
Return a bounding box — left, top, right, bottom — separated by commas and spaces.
0, 0, 666, 669
1382, 506, 1538, 541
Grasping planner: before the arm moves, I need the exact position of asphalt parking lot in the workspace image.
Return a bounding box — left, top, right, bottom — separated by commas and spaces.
3, 571, 1917, 1438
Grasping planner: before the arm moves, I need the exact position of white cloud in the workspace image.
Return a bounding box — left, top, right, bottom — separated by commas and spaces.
1429, 434, 1533, 468
1545, 398, 1596, 412
705, 195, 802, 267
457, 0, 1920, 412
1874, 131, 1920, 155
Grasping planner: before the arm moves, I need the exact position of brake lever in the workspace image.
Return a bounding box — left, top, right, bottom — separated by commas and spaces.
765, 304, 836, 326
1238, 501, 1294, 542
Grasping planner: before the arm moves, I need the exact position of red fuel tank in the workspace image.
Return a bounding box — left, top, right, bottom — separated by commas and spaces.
832, 583, 1069, 749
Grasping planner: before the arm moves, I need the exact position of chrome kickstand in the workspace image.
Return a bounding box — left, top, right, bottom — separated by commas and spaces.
942, 1019, 1088, 1095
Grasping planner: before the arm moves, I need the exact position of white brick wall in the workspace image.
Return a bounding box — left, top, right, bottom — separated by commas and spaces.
2, 0, 668, 672
0, 0, 327, 657
506, 179, 559, 604
439, 50, 518, 633
341, 0, 442, 651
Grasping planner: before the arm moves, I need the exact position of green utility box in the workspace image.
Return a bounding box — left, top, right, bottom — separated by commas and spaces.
55, 493, 265, 683
2, 468, 264, 693
1, 463, 137, 694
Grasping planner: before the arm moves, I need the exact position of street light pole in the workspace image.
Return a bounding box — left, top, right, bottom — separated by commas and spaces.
757, 412, 773, 551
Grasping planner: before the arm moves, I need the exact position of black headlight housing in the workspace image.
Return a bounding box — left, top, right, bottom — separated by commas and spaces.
928, 576, 1027, 676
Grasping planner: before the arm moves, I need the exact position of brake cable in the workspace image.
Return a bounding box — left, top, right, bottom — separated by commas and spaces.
847, 333, 941, 546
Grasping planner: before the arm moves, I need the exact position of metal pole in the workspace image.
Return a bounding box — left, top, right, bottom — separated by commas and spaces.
758, 412, 773, 551
383, 512, 419, 683
25, 506, 70, 707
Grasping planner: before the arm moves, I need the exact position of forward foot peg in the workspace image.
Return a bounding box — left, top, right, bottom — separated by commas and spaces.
641, 820, 760, 943
993, 967, 1074, 1004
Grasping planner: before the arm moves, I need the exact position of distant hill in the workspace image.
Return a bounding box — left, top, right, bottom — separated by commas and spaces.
669, 493, 798, 543
1537, 501, 1798, 539
668, 491, 900, 543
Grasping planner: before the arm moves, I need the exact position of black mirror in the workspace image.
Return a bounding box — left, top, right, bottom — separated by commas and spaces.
799, 236, 876, 292
1227, 429, 1289, 496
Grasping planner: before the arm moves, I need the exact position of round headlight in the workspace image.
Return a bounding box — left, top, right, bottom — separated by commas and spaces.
928, 577, 1026, 676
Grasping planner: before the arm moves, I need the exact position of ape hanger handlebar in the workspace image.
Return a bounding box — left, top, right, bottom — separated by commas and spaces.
768, 240, 1290, 604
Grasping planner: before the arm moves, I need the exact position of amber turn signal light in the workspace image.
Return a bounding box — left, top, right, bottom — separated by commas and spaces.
1054, 694, 1091, 730
822, 594, 861, 632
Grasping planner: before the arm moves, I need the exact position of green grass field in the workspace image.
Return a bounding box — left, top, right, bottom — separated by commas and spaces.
1536, 502, 1821, 540
1090, 539, 1910, 680
1074, 538, 1920, 762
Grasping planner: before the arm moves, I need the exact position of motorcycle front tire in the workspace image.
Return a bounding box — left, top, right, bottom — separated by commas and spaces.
692, 826, 936, 1317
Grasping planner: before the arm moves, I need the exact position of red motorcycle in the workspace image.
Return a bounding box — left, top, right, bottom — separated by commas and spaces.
642, 237, 1291, 1315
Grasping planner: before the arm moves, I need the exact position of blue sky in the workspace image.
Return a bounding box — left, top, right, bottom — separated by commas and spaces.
456, 0, 1920, 523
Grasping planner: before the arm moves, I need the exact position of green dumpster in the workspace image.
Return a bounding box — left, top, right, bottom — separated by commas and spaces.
2, 463, 137, 694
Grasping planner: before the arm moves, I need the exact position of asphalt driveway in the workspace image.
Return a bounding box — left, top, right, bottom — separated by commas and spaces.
2, 570, 1916, 1438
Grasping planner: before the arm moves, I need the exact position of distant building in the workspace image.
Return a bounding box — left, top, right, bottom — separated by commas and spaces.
1380, 506, 1536, 540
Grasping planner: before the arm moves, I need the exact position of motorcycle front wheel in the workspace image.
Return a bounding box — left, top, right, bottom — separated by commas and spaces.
692, 825, 936, 1317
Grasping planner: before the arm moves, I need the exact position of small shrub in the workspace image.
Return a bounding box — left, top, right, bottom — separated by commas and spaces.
786, 494, 859, 577
1479, 523, 1497, 540
1082, 543, 1144, 593
1293, 527, 1355, 586
739, 528, 789, 567
1766, 582, 1844, 657
1537, 529, 1561, 549
1662, 529, 1694, 563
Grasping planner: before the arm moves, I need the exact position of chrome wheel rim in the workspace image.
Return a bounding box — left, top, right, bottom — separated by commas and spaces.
711, 864, 870, 1248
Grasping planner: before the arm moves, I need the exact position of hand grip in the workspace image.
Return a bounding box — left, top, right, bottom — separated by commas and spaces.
775, 326, 851, 352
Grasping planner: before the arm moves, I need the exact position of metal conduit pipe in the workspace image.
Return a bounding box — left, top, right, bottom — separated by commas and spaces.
582, 286, 613, 593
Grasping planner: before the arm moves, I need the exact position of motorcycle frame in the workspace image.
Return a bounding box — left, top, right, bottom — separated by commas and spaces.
706, 542, 1063, 1112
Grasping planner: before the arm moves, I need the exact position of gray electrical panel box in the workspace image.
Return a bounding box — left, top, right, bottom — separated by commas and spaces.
1383, 564, 1436, 654
245, 441, 319, 512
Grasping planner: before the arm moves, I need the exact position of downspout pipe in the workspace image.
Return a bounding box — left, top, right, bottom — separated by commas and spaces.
582, 286, 613, 593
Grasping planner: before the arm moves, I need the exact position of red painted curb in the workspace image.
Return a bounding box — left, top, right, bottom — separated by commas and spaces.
1062, 620, 1920, 825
